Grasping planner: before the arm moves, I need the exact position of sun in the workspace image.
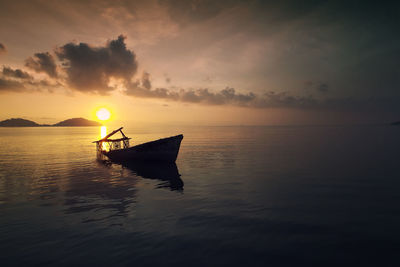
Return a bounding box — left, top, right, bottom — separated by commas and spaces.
96, 108, 111, 121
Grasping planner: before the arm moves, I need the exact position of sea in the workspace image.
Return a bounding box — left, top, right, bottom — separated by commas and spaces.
0, 124, 399, 266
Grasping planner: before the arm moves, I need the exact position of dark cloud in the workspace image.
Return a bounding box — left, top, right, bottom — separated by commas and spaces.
124, 80, 400, 113
304, 81, 330, 93
179, 87, 256, 105
2, 66, 32, 80
125, 71, 179, 99
158, 0, 400, 104
125, 70, 318, 108
0, 43, 6, 54
0, 78, 25, 92
160, 0, 240, 26
0, 76, 58, 93
161, 1, 399, 30
126, 81, 179, 99
259, 91, 317, 108
123, 70, 321, 107
164, 73, 171, 84
56, 35, 138, 95
317, 83, 329, 93
0, 66, 34, 93
126, 71, 258, 106
25, 52, 57, 78
126, 82, 261, 107
142, 72, 151, 90
0, 67, 60, 93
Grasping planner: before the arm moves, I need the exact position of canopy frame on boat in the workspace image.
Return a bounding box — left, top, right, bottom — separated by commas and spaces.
93, 127, 131, 156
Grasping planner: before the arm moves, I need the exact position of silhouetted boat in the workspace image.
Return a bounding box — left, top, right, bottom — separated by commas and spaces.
94, 127, 183, 163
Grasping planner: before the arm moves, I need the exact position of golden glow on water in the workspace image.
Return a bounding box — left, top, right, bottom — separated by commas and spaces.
96, 108, 111, 121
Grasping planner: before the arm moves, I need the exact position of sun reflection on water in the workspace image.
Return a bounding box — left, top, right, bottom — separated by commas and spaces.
100, 126, 107, 150
100, 126, 107, 138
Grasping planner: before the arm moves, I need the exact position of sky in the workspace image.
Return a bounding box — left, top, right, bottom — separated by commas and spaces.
0, 0, 399, 125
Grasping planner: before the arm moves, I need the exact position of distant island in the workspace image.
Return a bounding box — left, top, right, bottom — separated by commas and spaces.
0, 118, 102, 127
391, 121, 400, 125
53, 118, 102, 127
0, 118, 40, 127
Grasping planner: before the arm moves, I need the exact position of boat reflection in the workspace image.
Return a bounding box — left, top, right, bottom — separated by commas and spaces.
63, 160, 183, 223
98, 159, 184, 191
121, 161, 184, 191
63, 162, 138, 222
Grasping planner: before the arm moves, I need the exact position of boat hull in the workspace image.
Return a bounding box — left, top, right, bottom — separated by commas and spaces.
103, 134, 183, 163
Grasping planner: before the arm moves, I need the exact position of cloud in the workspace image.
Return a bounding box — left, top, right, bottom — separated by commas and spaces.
142, 72, 151, 90
126, 81, 179, 99
0, 78, 25, 92
126, 79, 279, 107
0, 76, 59, 93
164, 73, 171, 83
125, 71, 258, 106
55, 35, 138, 95
179, 87, 256, 106
0, 43, 6, 54
259, 91, 317, 108
1, 27, 398, 115
0, 66, 31, 93
0, 66, 60, 94
160, 0, 240, 26
127, 84, 400, 112
125, 75, 398, 111
124, 71, 178, 99
304, 81, 330, 94
124, 71, 319, 108
2, 66, 33, 80
25, 52, 57, 78
317, 83, 329, 93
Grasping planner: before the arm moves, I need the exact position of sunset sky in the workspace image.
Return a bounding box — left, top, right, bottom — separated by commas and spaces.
0, 0, 399, 125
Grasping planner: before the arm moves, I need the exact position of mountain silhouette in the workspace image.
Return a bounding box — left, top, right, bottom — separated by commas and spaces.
0, 117, 101, 127
53, 118, 101, 126
0, 118, 39, 127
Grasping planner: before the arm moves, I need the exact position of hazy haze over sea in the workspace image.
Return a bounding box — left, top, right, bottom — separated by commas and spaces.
0, 124, 399, 266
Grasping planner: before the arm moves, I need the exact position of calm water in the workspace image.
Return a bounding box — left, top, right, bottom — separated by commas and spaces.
0, 125, 399, 266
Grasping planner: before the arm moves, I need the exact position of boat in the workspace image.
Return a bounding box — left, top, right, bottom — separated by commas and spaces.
93, 127, 183, 163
